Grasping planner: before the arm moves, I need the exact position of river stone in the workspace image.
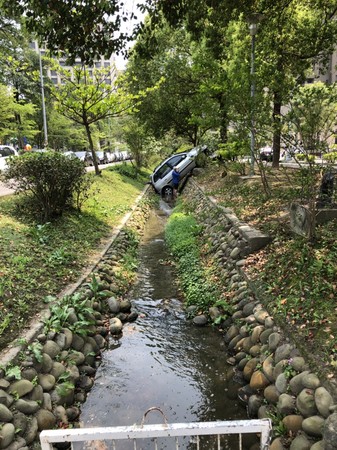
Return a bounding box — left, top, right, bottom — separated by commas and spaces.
228, 335, 243, 351
241, 336, 253, 352
107, 296, 120, 313
315, 387, 333, 418
28, 385, 44, 403
274, 344, 293, 364
86, 336, 100, 354
50, 383, 74, 406
128, 311, 139, 322
36, 409, 57, 431
67, 365, 80, 383
302, 373, 321, 390
242, 302, 256, 317
264, 385, 280, 404
68, 350, 85, 366
14, 399, 40, 414
208, 306, 221, 321
282, 415, 303, 433
238, 357, 249, 371
54, 332, 68, 350
39, 352, 54, 373
0, 423, 15, 448
260, 328, 273, 344
323, 412, 337, 449
249, 344, 261, 357
78, 375, 94, 392
71, 334, 85, 351
232, 310, 244, 320
21, 367, 38, 381
110, 317, 123, 334
38, 374, 56, 392
289, 434, 311, 450
0, 389, 13, 407
43, 393, 52, 411
277, 393, 296, 414
120, 299, 132, 312
230, 247, 241, 258
0, 403, 13, 422
8, 380, 34, 398
94, 334, 106, 350
54, 405, 68, 425
61, 328, 73, 349
244, 314, 257, 325
235, 351, 247, 362
262, 355, 275, 382
79, 365, 96, 376
0, 379, 9, 389
23, 416, 38, 444
43, 340, 61, 359
67, 308, 78, 324
193, 314, 208, 326
5, 436, 27, 450
268, 332, 282, 352
310, 442, 324, 450
290, 371, 311, 395
254, 309, 269, 324
270, 437, 285, 450
51, 361, 67, 381
258, 404, 274, 419
290, 357, 307, 372
296, 389, 318, 417
275, 373, 288, 394
265, 316, 274, 328
302, 416, 325, 437
250, 371, 270, 390
12, 411, 28, 435
273, 360, 287, 380
251, 325, 265, 344
248, 394, 263, 417
66, 406, 80, 421
243, 358, 258, 381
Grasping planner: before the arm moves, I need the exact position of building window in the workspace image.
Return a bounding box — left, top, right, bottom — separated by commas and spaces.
51, 77, 58, 85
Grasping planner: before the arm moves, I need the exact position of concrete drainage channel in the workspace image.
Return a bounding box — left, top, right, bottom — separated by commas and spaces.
0, 179, 336, 449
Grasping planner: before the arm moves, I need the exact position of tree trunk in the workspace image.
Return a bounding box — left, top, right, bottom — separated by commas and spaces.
217, 93, 228, 144
272, 91, 282, 169
85, 122, 101, 175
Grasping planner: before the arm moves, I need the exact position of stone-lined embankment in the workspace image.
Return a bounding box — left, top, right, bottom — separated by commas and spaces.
183, 178, 337, 450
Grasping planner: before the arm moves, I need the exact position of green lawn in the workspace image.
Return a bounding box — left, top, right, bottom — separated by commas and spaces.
0, 165, 149, 350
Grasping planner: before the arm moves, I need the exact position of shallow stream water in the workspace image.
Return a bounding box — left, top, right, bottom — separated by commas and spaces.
78, 203, 257, 449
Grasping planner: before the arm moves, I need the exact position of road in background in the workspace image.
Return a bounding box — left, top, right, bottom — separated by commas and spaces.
0, 162, 121, 197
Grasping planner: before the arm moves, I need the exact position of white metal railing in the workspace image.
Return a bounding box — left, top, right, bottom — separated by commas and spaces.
40, 415, 272, 450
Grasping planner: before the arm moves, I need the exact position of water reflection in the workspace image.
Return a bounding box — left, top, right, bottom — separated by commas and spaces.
78, 208, 254, 449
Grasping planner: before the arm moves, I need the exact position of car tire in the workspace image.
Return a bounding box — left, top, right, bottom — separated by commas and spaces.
161, 185, 173, 201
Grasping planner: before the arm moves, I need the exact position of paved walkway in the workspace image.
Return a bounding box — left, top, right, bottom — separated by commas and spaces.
0, 181, 15, 196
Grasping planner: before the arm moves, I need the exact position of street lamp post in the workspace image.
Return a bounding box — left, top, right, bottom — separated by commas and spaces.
249, 22, 257, 176
38, 48, 48, 148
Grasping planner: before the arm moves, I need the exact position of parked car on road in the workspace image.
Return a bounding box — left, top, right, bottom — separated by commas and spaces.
259, 146, 273, 162
95, 151, 109, 165
73, 151, 93, 166
150, 145, 208, 198
0, 145, 18, 172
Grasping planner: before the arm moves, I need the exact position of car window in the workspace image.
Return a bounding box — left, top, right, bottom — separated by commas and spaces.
167, 155, 186, 167
153, 163, 172, 182
0, 147, 14, 157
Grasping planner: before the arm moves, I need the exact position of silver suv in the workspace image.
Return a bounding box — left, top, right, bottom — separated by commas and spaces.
150, 145, 207, 198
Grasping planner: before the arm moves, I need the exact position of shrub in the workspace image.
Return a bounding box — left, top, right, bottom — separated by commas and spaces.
323, 152, 337, 162
2, 151, 92, 221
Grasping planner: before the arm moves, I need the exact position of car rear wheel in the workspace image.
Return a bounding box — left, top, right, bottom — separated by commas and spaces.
161, 185, 173, 201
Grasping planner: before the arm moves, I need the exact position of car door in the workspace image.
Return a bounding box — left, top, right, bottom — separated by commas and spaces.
153, 155, 186, 185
